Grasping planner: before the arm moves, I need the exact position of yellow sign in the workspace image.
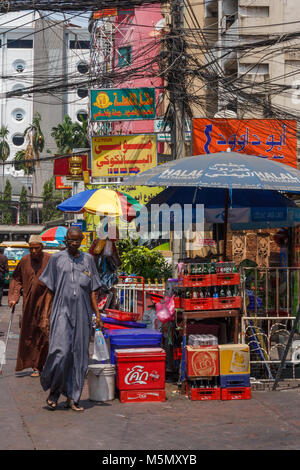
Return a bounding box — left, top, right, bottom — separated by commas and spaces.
92, 134, 157, 178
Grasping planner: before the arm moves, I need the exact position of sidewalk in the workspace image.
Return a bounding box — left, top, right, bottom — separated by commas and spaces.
1, 299, 300, 451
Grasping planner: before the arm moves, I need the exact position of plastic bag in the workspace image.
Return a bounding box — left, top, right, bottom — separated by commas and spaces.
92, 329, 110, 362
155, 295, 175, 324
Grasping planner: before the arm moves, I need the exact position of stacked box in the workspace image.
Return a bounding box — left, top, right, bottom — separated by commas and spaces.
219, 344, 251, 400
185, 343, 251, 401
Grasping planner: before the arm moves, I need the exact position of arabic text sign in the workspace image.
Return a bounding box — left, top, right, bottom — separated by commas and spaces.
92, 134, 157, 177
90, 88, 156, 122
193, 119, 297, 168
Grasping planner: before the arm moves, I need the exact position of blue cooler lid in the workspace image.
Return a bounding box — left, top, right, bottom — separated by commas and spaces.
106, 328, 162, 346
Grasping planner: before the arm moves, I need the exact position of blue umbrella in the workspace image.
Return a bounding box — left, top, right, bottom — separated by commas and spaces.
146, 186, 300, 230
124, 152, 300, 258
123, 151, 300, 192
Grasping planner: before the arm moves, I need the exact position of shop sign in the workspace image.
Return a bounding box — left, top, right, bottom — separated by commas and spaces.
193, 118, 297, 168
90, 87, 156, 121
55, 176, 72, 190
53, 154, 90, 178
92, 134, 157, 177
154, 119, 191, 141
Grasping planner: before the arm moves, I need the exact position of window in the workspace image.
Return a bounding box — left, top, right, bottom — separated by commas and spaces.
11, 84, 25, 96
239, 63, 269, 75
77, 110, 88, 122
77, 62, 89, 74
77, 88, 88, 99
7, 39, 33, 48
118, 46, 132, 67
12, 108, 25, 122
13, 60, 26, 73
12, 133, 25, 146
239, 6, 269, 17
70, 40, 90, 49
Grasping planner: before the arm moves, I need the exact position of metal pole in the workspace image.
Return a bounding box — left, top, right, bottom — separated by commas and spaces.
272, 306, 300, 391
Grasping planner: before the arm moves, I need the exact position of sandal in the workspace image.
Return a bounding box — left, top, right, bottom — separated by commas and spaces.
64, 398, 84, 412
46, 392, 59, 411
31, 371, 40, 377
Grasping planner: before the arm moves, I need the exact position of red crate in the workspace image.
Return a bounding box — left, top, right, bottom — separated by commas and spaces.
119, 389, 166, 403
174, 297, 181, 308
211, 273, 240, 286
178, 274, 212, 287
213, 296, 241, 310
180, 297, 214, 311
105, 309, 140, 322
189, 387, 221, 401
221, 387, 251, 400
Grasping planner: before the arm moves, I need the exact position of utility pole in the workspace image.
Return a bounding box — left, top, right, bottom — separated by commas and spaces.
168, 0, 186, 161
167, 0, 187, 266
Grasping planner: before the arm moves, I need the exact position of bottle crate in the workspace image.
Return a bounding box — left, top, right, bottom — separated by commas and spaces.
180, 297, 214, 311
212, 296, 241, 310
119, 389, 166, 403
174, 297, 181, 308
221, 387, 251, 400
106, 309, 140, 322
211, 273, 240, 286
189, 386, 221, 401
220, 374, 250, 388
178, 274, 212, 287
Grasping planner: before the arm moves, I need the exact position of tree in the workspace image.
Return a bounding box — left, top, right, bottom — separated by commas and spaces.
2, 179, 12, 224
0, 125, 10, 190
13, 149, 34, 175
19, 186, 28, 225
24, 112, 45, 167
51, 114, 89, 154
42, 178, 60, 223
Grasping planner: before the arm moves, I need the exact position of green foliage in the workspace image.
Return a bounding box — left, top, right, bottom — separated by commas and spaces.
19, 186, 28, 225
14, 149, 34, 175
42, 178, 61, 223
117, 238, 172, 282
0, 126, 10, 164
2, 179, 12, 224
24, 112, 45, 158
51, 114, 89, 154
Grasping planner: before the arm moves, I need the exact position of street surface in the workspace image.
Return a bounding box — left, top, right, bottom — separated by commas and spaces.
1, 297, 300, 452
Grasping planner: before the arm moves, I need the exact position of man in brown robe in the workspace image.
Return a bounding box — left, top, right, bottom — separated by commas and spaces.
8, 235, 51, 377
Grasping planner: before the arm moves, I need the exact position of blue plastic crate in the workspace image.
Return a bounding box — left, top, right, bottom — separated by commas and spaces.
220, 374, 250, 388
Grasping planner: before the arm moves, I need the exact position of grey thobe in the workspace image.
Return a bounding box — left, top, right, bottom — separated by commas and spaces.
39, 250, 102, 402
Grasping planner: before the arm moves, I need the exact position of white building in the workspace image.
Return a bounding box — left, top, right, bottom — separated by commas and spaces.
0, 12, 90, 197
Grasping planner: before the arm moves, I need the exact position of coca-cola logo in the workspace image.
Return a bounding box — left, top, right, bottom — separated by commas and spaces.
124, 365, 160, 385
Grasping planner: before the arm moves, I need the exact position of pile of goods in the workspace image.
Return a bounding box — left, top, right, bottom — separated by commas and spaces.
185, 336, 251, 401
174, 261, 241, 311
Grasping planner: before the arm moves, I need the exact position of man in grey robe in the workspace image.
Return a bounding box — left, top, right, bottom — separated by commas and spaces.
39, 227, 103, 411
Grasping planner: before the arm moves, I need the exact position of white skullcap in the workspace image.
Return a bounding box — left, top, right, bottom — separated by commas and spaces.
29, 235, 44, 245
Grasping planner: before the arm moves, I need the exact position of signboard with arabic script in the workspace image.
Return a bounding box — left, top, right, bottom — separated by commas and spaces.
90, 88, 156, 121
193, 119, 297, 168
92, 134, 157, 177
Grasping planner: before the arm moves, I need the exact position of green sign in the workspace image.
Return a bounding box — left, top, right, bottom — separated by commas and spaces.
90, 88, 156, 122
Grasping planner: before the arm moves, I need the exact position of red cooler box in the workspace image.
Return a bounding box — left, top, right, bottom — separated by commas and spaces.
115, 348, 166, 391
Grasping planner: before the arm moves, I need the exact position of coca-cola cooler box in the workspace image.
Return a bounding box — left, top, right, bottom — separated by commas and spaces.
185, 346, 219, 377
115, 348, 166, 391
106, 329, 162, 364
